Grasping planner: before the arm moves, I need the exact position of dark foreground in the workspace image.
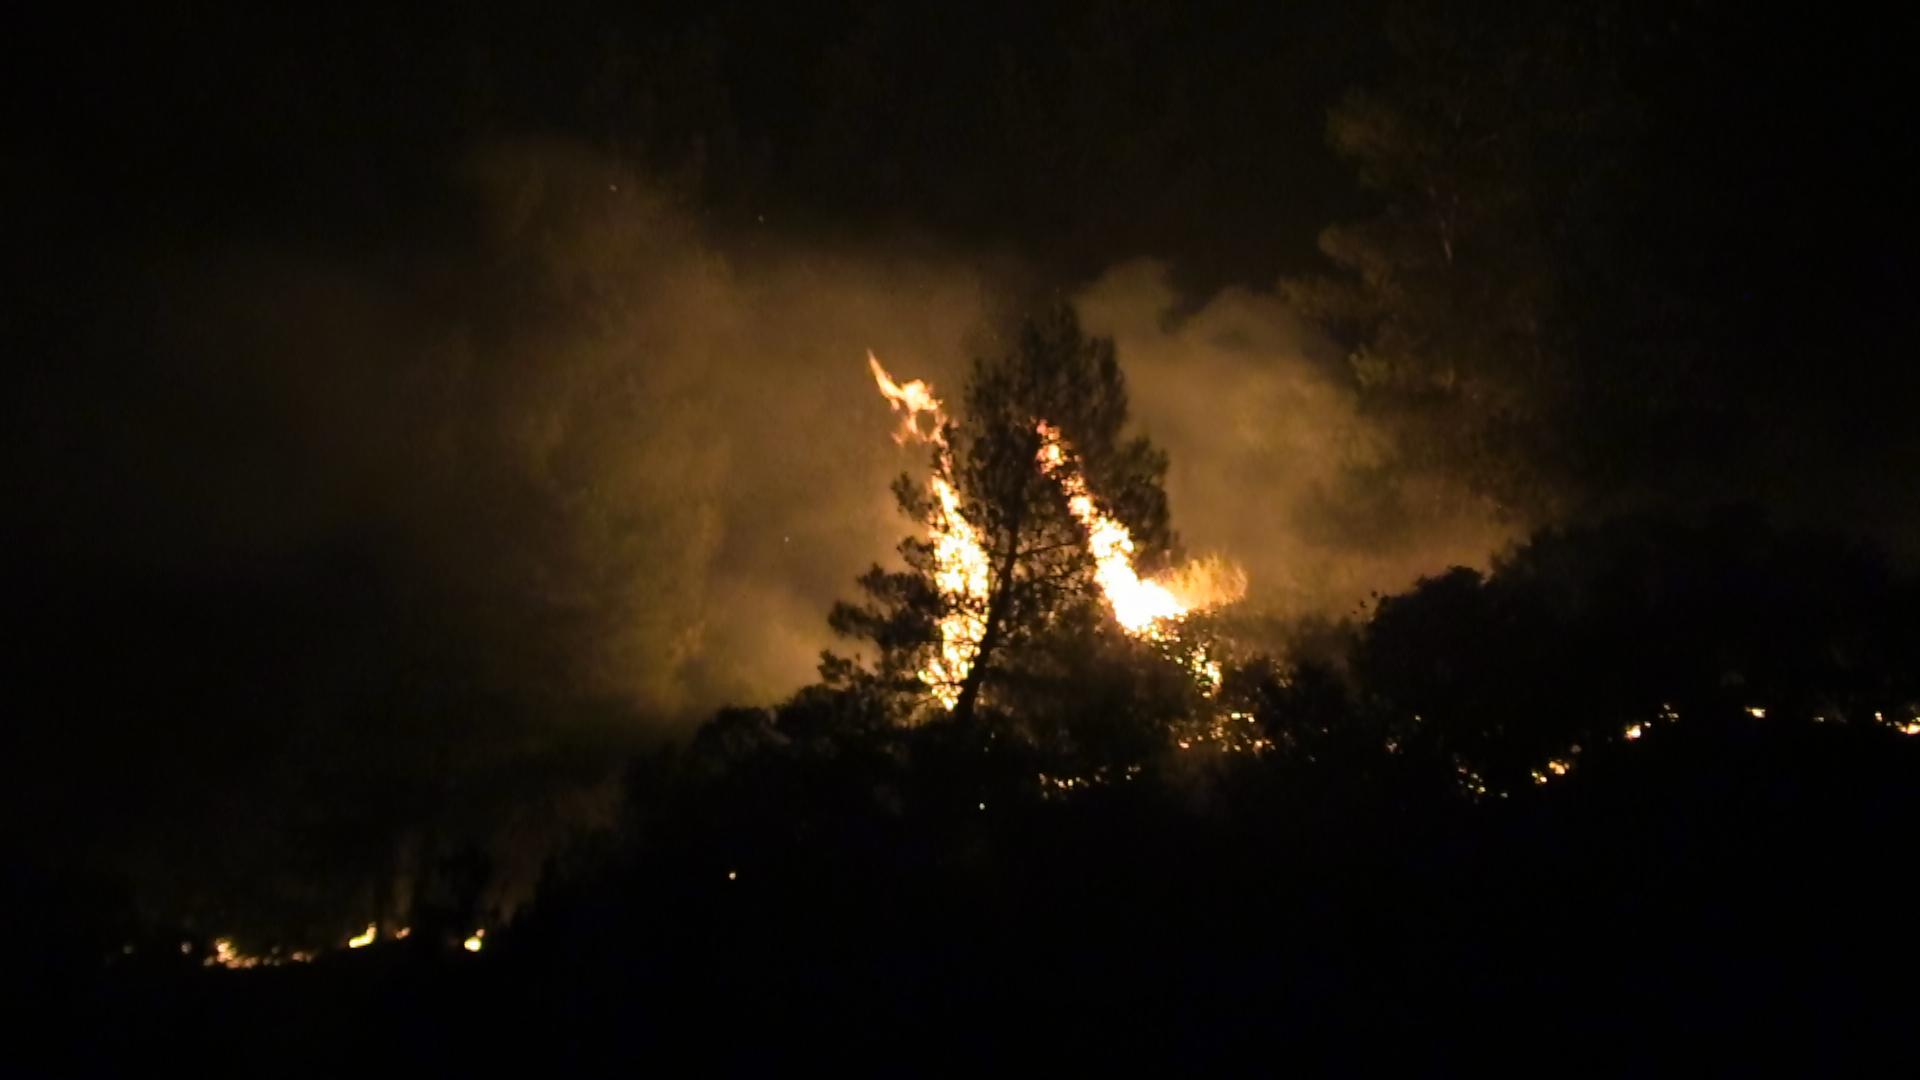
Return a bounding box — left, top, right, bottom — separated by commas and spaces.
26, 711, 1920, 1073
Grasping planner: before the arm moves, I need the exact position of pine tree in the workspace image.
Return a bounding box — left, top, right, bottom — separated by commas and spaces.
1283, 2, 1641, 519
826, 305, 1178, 736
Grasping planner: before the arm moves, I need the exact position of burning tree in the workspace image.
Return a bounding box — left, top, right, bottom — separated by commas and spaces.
827, 306, 1240, 749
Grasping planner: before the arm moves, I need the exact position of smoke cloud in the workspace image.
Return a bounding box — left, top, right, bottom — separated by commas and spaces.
17, 136, 1523, 768
1077, 259, 1515, 632
88, 143, 1001, 724
9, 141, 1516, 927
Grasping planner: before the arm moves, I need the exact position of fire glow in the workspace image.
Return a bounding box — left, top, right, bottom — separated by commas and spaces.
1036, 421, 1187, 636
868, 355, 1241, 707
869, 353, 991, 708
1034, 421, 1238, 691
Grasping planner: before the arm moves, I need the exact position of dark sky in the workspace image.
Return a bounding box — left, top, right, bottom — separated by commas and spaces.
6, 1, 1915, 925
17, 3, 1387, 285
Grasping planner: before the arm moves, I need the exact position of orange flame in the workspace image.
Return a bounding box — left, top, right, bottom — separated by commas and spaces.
868, 359, 1244, 708
868, 353, 945, 446
869, 353, 990, 708
1036, 422, 1186, 636
1035, 421, 1239, 691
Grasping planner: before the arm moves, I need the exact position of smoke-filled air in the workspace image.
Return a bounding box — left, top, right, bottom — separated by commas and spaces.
13, 5, 1920, 1064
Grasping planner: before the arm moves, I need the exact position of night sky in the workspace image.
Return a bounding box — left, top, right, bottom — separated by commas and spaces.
7, 3, 1920, 1061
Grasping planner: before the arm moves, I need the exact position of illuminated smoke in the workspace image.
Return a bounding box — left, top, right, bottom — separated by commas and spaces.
1034, 420, 1239, 691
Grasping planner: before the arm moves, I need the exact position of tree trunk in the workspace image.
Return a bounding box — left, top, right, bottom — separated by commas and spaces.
951, 508, 1024, 726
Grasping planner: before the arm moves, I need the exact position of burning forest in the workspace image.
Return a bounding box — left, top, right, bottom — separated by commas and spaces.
865, 349, 1243, 713
12, 1, 1920, 1070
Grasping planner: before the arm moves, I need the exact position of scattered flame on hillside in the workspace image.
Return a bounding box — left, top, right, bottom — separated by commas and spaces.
203, 938, 315, 969
1465, 701, 1920, 801
191, 924, 479, 970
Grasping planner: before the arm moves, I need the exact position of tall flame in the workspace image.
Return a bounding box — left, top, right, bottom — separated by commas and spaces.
1035, 422, 1185, 636
867, 357, 1244, 709
1034, 423, 1242, 633
1035, 421, 1239, 691
868, 353, 990, 708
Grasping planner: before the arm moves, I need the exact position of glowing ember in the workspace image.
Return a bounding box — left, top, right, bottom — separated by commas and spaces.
1623, 723, 1644, 740
869, 352, 990, 708
1746, 706, 1767, 719
346, 924, 377, 949
203, 938, 311, 970
1035, 764, 1147, 800
207, 938, 256, 970
1530, 758, 1575, 786
463, 929, 485, 953
1455, 763, 1491, 799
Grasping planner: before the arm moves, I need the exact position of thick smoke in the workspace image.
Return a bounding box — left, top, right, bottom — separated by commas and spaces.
127, 142, 997, 723
1077, 260, 1515, 632
108, 149, 1511, 730
9, 142, 999, 926
10, 142, 1516, 930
